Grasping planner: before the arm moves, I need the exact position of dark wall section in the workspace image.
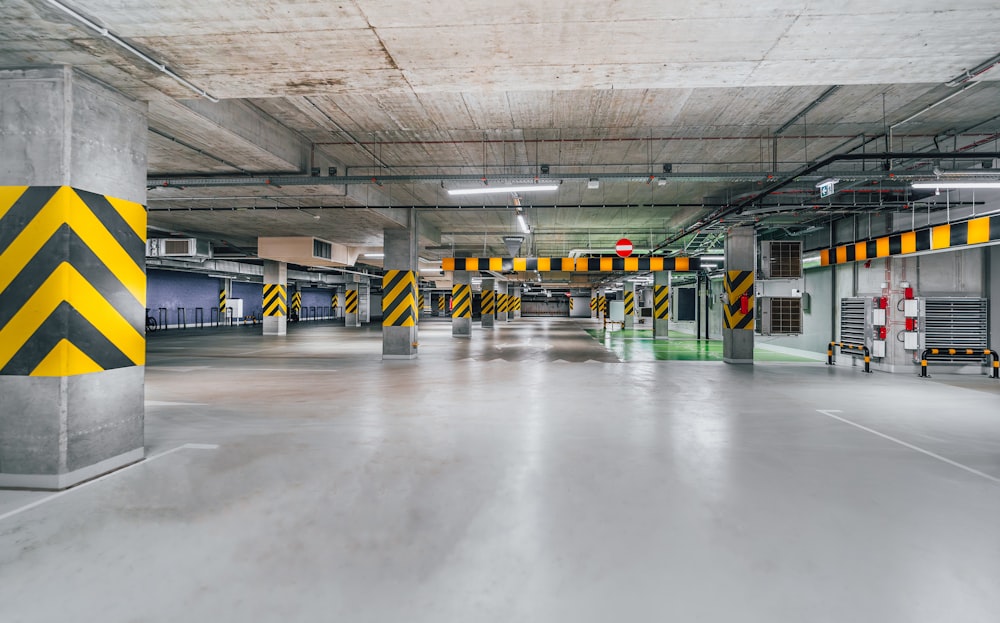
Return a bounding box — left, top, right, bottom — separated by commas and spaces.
231, 281, 262, 317
147, 269, 219, 320
300, 287, 331, 310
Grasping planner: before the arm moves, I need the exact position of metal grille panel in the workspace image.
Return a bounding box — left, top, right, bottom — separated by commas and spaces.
761, 241, 802, 279
760, 297, 802, 335
923, 298, 988, 354
839, 298, 867, 347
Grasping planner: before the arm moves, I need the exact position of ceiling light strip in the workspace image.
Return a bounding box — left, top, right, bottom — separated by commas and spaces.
447, 185, 559, 196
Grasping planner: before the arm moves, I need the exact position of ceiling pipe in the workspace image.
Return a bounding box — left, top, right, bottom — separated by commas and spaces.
43, 0, 219, 102
773, 85, 841, 136
945, 52, 1000, 87
648, 151, 1000, 254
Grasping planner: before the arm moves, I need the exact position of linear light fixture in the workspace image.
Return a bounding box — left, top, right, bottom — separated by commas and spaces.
448, 184, 559, 196
912, 181, 1000, 189
517, 213, 530, 234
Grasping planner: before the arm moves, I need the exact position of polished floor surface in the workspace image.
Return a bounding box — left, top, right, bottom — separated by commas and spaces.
2, 317, 1000, 622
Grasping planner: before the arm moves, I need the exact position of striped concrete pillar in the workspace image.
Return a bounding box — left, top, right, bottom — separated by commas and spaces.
262, 260, 287, 336
382, 225, 418, 358
331, 291, 339, 319
624, 283, 636, 329
0, 67, 147, 489
481, 278, 496, 328
345, 283, 361, 327
451, 282, 472, 337
723, 227, 755, 364
496, 282, 509, 323
590, 291, 598, 317
653, 271, 671, 340
290, 289, 302, 320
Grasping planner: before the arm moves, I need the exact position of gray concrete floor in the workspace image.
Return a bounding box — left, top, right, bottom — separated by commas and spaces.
2, 318, 1000, 622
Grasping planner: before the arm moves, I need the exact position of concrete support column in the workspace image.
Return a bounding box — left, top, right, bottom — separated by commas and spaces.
262, 260, 288, 336
219, 278, 232, 325
512, 287, 521, 319
330, 288, 340, 319
598, 288, 608, 320
653, 271, 671, 339
624, 282, 637, 329
452, 269, 472, 337
496, 282, 509, 323
590, 289, 598, 318
381, 227, 418, 359
345, 282, 361, 327
481, 278, 496, 328
0, 66, 147, 489
723, 227, 755, 364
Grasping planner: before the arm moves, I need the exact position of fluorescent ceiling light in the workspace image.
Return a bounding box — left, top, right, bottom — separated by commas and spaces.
802, 255, 821, 263
448, 184, 559, 196
517, 214, 530, 234
912, 181, 1000, 189
362, 253, 384, 258
698, 255, 725, 261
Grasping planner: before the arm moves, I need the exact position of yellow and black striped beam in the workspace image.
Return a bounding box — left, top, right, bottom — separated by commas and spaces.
653, 285, 669, 320
820, 214, 1000, 266
381, 270, 417, 327
219, 288, 227, 311
290, 291, 302, 312
0, 186, 146, 376
482, 289, 496, 315
723, 270, 754, 330
442, 256, 699, 272
624, 291, 635, 316
345, 289, 359, 315
263, 283, 287, 317
452, 284, 472, 318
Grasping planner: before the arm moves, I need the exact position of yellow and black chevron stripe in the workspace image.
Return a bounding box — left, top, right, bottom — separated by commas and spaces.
437, 294, 446, 311
382, 270, 417, 327
452, 284, 472, 318
653, 285, 670, 320
290, 290, 302, 312
219, 288, 227, 311
568, 297, 574, 312
724, 270, 754, 330
624, 291, 635, 315
0, 186, 146, 376
331, 293, 338, 309
599, 295, 607, 314
451, 283, 472, 318
263, 283, 287, 317
345, 289, 359, 314
482, 289, 496, 315
442, 256, 700, 272
590, 297, 597, 313
820, 214, 1000, 266
418, 292, 425, 311
514, 296, 521, 312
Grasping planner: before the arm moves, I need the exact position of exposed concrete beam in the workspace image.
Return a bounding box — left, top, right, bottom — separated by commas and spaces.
149, 97, 310, 172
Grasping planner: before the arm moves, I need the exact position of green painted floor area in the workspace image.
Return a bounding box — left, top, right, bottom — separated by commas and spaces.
585, 328, 819, 362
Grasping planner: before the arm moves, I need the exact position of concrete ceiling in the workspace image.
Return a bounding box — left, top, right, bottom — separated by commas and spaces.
4, 0, 1000, 274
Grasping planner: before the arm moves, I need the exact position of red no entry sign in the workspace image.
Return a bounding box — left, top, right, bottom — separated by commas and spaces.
615, 238, 633, 258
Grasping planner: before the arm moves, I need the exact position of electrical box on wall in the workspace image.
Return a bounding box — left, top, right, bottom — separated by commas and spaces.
903, 299, 919, 318
871, 340, 886, 358
872, 309, 886, 326
904, 332, 920, 350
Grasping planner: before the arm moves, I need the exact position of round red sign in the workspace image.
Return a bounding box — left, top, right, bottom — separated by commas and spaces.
615, 238, 633, 258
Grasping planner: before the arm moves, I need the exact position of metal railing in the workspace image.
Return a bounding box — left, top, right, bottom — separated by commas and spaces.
826, 341, 872, 374
919, 348, 1000, 379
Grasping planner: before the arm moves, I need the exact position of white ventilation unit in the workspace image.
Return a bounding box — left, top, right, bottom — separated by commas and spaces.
759, 297, 803, 335
760, 240, 802, 279
146, 238, 212, 260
